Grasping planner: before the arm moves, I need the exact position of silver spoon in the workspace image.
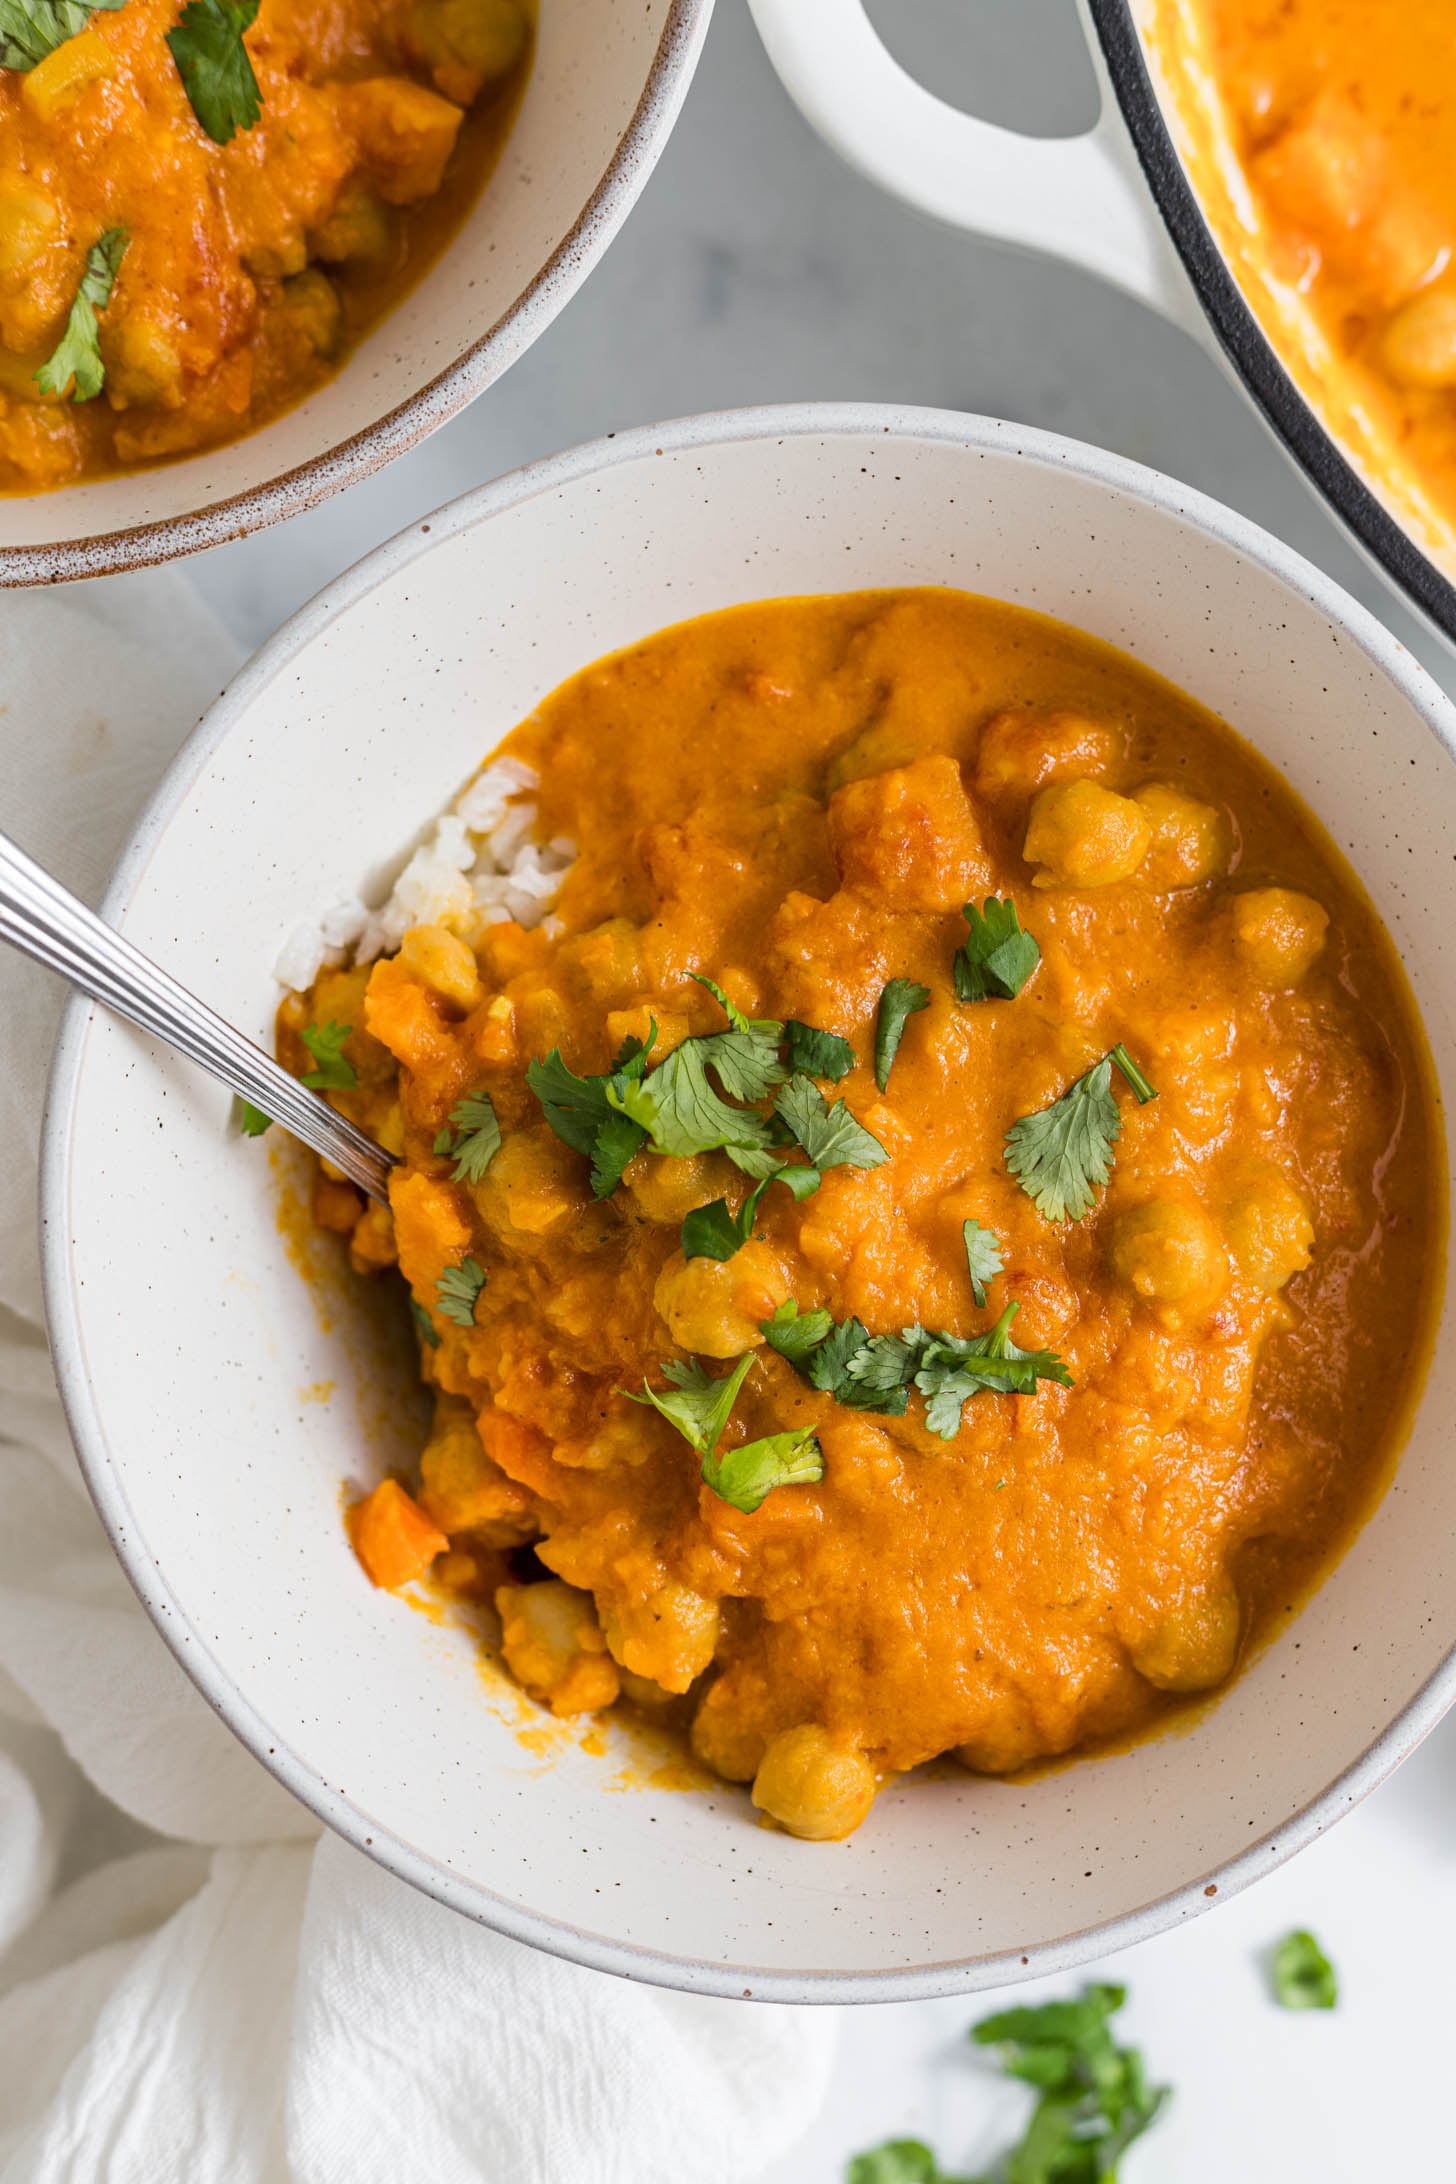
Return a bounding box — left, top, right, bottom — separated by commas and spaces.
0, 826, 396, 1204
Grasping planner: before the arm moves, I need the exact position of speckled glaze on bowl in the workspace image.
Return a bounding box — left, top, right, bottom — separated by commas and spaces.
0, 0, 713, 587
40, 406, 1456, 2001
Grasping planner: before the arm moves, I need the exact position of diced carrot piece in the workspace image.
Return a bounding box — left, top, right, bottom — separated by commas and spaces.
347, 1478, 448, 1589
476, 1408, 560, 1497
365, 956, 457, 1073
388, 1169, 472, 1289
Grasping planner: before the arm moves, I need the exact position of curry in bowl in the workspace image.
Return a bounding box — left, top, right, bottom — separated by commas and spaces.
272, 586, 1439, 1842
1154, 0, 1456, 561
0, 0, 532, 490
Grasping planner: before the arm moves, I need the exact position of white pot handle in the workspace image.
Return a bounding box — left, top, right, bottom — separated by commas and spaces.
747, 0, 1195, 327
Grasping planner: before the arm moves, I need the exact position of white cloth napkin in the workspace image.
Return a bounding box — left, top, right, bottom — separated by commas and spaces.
0, 573, 835, 2184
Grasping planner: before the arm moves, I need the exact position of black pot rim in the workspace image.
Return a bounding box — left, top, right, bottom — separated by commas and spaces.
1088, 0, 1456, 648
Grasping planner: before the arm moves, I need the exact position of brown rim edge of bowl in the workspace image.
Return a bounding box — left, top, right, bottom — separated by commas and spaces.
0, 0, 715, 588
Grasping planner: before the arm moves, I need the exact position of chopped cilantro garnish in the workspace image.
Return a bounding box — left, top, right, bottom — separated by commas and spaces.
625, 1350, 824, 1513
409, 1295, 441, 1350
609, 1043, 777, 1162
35, 229, 128, 403
299, 1020, 357, 1091
0, 0, 125, 66
962, 1218, 1003, 1308
1004, 1044, 1156, 1223
167, 0, 262, 144
760, 1298, 835, 1368
873, 979, 930, 1092
527, 1028, 654, 1199
236, 1098, 271, 1138
807, 1315, 911, 1415
434, 1257, 485, 1328
680, 1163, 821, 1262
1272, 1929, 1337, 2010
774, 1075, 888, 1171
434, 1090, 501, 1184
785, 1019, 856, 1082
954, 897, 1041, 1003
849, 1982, 1170, 2184
760, 1297, 1070, 1435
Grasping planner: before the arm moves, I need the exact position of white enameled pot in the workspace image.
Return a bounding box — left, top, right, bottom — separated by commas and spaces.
747, 0, 1456, 648
40, 404, 1456, 2002
0, 0, 712, 586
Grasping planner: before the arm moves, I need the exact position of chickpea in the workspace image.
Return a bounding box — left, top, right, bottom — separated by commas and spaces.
953, 1711, 1043, 1777
1130, 1579, 1241, 1694
1023, 779, 1152, 890
278, 267, 343, 359
0, 183, 59, 283
1226, 1172, 1314, 1292
622, 1150, 720, 1226
601, 1583, 719, 1694
1131, 782, 1228, 889
101, 317, 185, 411
495, 1579, 620, 1716
337, 77, 465, 206
399, 922, 483, 1012
474, 1128, 586, 1239
1227, 888, 1328, 987
1381, 287, 1456, 390
974, 709, 1125, 805
751, 1724, 879, 1841
410, 0, 528, 104
309, 184, 397, 266
419, 1398, 535, 1541
652, 1240, 788, 1357
690, 1688, 765, 1784
1109, 1200, 1228, 1311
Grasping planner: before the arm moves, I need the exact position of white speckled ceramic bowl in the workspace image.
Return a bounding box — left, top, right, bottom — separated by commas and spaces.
41, 406, 1456, 2001
0, 0, 712, 587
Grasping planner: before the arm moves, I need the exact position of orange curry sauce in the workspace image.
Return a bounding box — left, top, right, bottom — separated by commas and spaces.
289, 589, 1441, 1841
0, 0, 532, 488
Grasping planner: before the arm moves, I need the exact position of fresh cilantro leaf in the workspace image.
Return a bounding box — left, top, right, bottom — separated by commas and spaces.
760, 1299, 835, 1368
808, 1316, 909, 1416
954, 897, 1041, 1003
681, 1164, 821, 1262
435, 1257, 485, 1328
962, 1218, 1003, 1308
609, 1043, 775, 1162
1272, 1929, 1337, 2011
0, 0, 124, 70
409, 1295, 440, 1350
911, 1303, 1072, 1439
590, 1109, 647, 1199
785, 1019, 856, 1082
236, 1098, 271, 1138
843, 1330, 925, 1395
970, 1981, 1170, 2183
436, 1090, 501, 1184
688, 971, 751, 1032
527, 1049, 615, 1157
873, 979, 930, 1092
702, 1425, 824, 1513
167, 0, 262, 143
624, 1353, 753, 1456
299, 1019, 357, 1091
847, 2142, 967, 2184
34, 228, 128, 402
1005, 1046, 1156, 1222
775, 1076, 888, 1171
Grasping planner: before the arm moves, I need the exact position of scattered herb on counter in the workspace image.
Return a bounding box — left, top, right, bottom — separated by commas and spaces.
299, 1018, 358, 1092
0, 0, 125, 70
409, 1295, 441, 1350
874, 978, 930, 1092
434, 1089, 501, 1184
236, 1098, 272, 1138
961, 1218, 1003, 1309
954, 897, 1041, 1003
785, 1018, 856, 1082
167, 0, 262, 144
1005, 1043, 1156, 1223
849, 1982, 1170, 2184
680, 1162, 821, 1263
434, 1257, 485, 1328
774, 1074, 888, 1170
624, 1351, 824, 1514
1272, 1929, 1338, 2011
34, 228, 128, 403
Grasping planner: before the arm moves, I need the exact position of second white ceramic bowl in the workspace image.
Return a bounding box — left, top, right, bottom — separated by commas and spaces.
41, 405, 1456, 2000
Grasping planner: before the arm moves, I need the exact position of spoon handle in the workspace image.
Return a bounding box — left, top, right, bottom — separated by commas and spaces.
0, 827, 395, 1205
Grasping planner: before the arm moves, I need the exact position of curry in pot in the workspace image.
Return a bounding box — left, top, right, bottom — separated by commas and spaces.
0, 0, 533, 489
283, 588, 1441, 1840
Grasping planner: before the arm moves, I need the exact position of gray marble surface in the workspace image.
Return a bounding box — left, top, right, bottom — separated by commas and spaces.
114, 1, 1456, 2175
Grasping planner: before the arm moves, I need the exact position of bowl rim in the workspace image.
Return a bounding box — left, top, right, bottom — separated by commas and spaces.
0, 0, 714, 590
38, 399, 1456, 2003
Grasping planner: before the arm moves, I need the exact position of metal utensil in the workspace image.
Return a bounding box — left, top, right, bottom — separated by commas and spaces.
1, 826, 395, 1203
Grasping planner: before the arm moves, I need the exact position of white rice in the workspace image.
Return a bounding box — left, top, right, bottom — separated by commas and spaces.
273, 756, 575, 992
